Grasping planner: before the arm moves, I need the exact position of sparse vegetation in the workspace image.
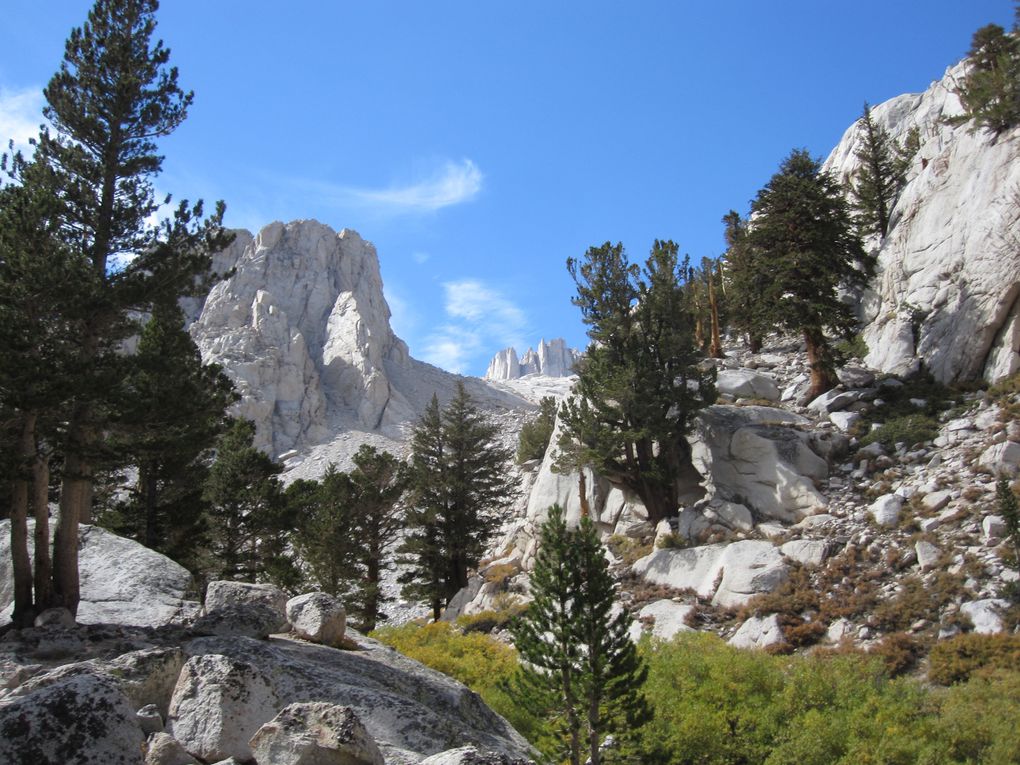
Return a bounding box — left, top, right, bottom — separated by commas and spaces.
928, 632, 1020, 685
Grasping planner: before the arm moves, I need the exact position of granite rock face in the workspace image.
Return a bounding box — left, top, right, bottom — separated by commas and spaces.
485, 338, 581, 380
824, 62, 1020, 384
191, 221, 415, 455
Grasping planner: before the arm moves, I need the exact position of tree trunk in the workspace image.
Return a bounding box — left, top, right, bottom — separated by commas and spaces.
142, 462, 158, 549
33, 449, 53, 610
54, 445, 88, 616
804, 328, 838, 401
365, 551, 380, 632
747, 333, 762, 354
578, 470, 591, 519
10, 413, 36, 627
708, 274, 724, 359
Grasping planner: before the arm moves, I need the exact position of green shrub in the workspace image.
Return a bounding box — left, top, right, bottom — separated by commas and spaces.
835, 333, 869, 361
456, 603, 527, 634
928, 632, 1020, 685
607, 534, 653, 566
859, 414, 939, 450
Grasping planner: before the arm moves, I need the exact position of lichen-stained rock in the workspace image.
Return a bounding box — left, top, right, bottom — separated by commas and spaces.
825, 62, 1020, 385
286, 593, 347, 646
205, 581, 288, 619
420, 746, 534, 765
0, 669, 145, 765
627, 599, 696, 642
0, 520, 197, 628
632, 540, 788, 608
145, 732, 200, 765
716, 369, 781, 402
179, 633, 532, 763
166, 654, 280, 763
692, 405, 828, 523
248, 703, 384, 765
729, 614, 785, 650
191, 602, 289, 640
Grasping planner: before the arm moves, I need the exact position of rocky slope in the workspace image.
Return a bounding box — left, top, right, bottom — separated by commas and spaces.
826, 62, 1020, 385
484, 338, 581, 380
190, 220, 531, 459
451, 338, 1019, 654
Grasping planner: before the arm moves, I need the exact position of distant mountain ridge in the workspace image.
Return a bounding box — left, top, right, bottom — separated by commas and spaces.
485, 338, 581, 380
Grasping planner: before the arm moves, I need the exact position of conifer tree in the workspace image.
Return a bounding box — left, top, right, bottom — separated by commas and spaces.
3, 0, 229, 617
721, 210, 764, 353
517, 396, 558, 464
291, 465, 360, 599
953, 22, 1020, 134
510, 505, 649, 765
558, 240, 715, 525
743, 150, 873, 400
102, 302, 236, 567
400, 385, 516, 619
348, 444, 407, 631
850, 103, 904, 238
203, 419, 291, 584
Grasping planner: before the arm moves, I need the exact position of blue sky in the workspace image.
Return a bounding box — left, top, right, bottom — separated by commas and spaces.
1, 1, 1013, 375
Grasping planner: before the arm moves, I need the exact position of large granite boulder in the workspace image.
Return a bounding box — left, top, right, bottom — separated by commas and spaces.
286, 592, 347, 646
632, 540, 788, 608
691, 405, 828, 523
0, 668, 145, 765
0, 520, 197, 627
248, 703, 385, 765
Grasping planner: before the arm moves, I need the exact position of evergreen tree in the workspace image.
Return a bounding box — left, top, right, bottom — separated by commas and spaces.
953, 22, 1020, 134
850, 103, 908, 238
743, 149, 873, 400
721, 210, 764, 353
400, 385, 516, 619
348, 444, 407, 631
291, 466, 360, 599
510, 505, 649, 765
558, 240, 715, 525
101, 302, 236, 568
517, 396, 558, 464
3, 0, 229, 618
996, 476, 1020, 576
203, 419, 292, 585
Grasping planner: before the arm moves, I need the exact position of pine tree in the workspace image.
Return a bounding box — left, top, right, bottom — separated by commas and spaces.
291, 465, 360, 599
348, 445, 407, 631
509, 505, 649, 765
558, 240, 715, 525
4, 0, 229, 617
721, 210, 764, 353
399, 385, 516, 619
743, 149, 873, 400
517, 396, 558, 464
203, 419, 291, 585
101, 302, 236, 568
996, 476, 1020, 575
953, 22, 1020, 134
850, 103, 905, 238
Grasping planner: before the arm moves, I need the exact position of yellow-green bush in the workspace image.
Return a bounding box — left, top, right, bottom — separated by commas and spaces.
370, 622, 547, 745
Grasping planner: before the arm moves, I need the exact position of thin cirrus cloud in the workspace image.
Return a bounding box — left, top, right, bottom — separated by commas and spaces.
422, 279, 530, 374
0, 86, 46, 153
314, 158, 483, 216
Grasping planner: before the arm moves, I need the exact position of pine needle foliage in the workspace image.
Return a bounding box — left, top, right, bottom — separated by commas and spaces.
558, 240, 715, 525
742, 149, 872, 400
952, 20, 1020, 135
849, 103, 917, 238
509, 505, 650, 765
400, 384, 516, 619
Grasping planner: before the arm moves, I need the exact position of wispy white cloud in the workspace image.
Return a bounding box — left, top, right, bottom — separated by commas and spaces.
411, 251, 430, 264
421, 279, 530, 373
307, 158, 483, 217
0, 86, 45, 154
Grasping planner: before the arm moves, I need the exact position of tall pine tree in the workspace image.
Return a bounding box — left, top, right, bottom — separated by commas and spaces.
510, 505, 649, 765
953, 21, 1020, 134
849, 103, 917, 238
5, 0, 229, 617
400, 385, 516, 619
743, 149, 873, 400
558, 240, 715, 525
